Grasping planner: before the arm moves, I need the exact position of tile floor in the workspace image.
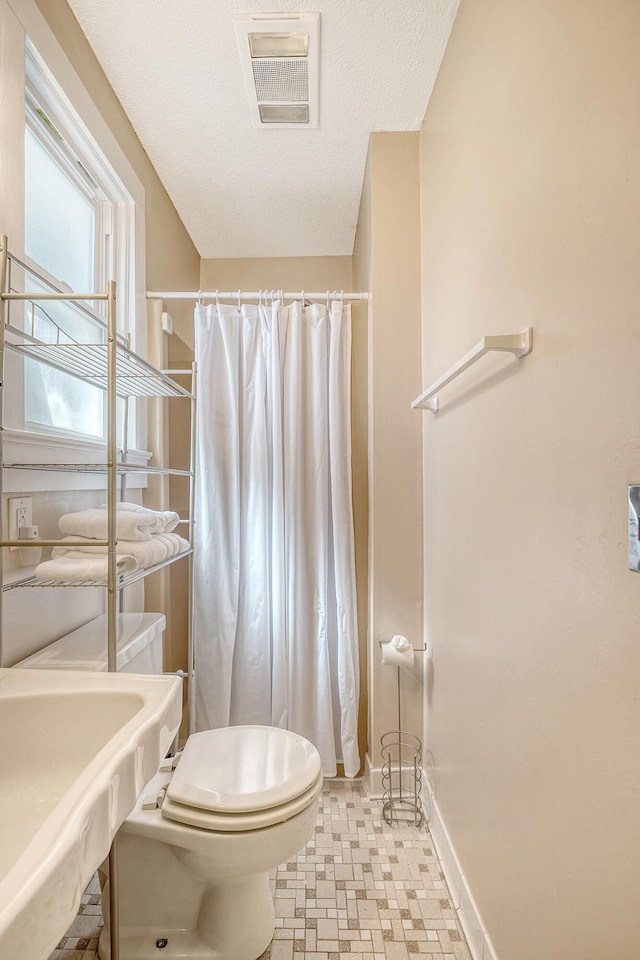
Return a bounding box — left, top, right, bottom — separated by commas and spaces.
48, 780, 470, 960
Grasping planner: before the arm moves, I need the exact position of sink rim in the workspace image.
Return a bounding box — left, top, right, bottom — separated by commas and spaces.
0, 685, 148, 880
0, 667, 182, 960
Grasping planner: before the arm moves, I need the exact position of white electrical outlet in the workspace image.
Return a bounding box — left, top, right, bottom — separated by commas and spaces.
8, 497, 32, 552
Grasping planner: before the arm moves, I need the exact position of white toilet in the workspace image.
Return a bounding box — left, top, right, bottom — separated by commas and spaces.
99, 724, 323, 960
16, 613, 323, 960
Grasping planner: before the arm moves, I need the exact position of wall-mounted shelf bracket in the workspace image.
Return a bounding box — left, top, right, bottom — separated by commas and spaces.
411, 327, 532, 412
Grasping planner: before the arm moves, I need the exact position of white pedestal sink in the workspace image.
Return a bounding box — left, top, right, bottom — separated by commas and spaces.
0, 667, 182, 960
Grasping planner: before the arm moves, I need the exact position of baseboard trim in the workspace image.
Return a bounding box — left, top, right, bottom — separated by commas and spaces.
364, 755, 499, 959
362, 753, 384, 798
422, 773, 499, 960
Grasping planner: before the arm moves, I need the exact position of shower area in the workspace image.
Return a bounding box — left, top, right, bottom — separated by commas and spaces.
152, 280, 369, 778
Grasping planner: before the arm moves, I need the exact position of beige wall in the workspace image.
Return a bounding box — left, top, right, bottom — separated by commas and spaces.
167, 333, 194, 671
200, 257, 352, 299
353, 133, 424, 777
419, 1, 640, 957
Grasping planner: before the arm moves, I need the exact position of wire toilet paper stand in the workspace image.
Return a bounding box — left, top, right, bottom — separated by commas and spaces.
379, 642, 427, 827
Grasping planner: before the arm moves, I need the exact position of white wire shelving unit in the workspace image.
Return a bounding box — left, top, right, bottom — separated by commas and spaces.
0, 233, 197, 703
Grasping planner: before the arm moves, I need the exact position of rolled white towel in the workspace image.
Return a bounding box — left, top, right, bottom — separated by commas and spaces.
101, 501, 180, 534
34, 554, 137, 583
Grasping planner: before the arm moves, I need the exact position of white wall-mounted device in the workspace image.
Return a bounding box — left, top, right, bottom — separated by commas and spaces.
628, 485, 640, 571
234, 12, 320, 129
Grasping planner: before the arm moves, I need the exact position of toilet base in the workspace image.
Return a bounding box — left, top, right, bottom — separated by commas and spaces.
97, 763, 321, 960
99, 870, 274, 960
99, 928, 272, 960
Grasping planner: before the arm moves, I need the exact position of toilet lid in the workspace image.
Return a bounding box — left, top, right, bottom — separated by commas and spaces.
160, 770, 323, 832
166, 725, 322, 814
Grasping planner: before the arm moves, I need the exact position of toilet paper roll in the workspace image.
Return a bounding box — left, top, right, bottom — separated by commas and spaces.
380, 635, 415, 668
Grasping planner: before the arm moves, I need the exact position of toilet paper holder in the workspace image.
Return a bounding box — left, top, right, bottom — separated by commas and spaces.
378, 640, 427, 828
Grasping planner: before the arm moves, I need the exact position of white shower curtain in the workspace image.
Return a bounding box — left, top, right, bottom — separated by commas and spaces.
193, 298, 360, 777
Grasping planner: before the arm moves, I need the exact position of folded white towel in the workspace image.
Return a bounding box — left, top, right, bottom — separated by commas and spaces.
153, 533, 190, 558
34, 554, 137, 583
59, 504, 179, 541
50, 533, 189, 568
102, 501, 181, 534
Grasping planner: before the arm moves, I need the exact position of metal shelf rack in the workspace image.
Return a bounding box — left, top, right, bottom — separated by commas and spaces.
0, 234, 197, 713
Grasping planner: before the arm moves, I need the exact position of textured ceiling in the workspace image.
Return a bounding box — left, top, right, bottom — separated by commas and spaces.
67, 0, 459, 259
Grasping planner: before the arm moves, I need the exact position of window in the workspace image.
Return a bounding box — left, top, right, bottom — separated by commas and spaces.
24, 124, 98, 293
24, 115, 106, 439
21, 43, 136, 445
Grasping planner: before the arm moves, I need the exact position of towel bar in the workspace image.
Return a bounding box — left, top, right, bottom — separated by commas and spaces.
411, 327, 533, 412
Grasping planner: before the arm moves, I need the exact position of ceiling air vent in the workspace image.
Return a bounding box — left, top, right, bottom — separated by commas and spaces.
234, 13, 319, 129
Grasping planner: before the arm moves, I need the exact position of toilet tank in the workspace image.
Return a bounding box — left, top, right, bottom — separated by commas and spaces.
14, 612, 165, 674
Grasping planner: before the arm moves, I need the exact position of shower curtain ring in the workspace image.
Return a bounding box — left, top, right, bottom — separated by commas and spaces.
197, 288, 203, 306
215, 290, 220, 310
340, 290, 344, 306
237, 290, 242, 311
326, 290, 330, 311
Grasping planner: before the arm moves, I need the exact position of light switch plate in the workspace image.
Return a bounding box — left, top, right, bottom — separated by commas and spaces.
628, 485, 640, 571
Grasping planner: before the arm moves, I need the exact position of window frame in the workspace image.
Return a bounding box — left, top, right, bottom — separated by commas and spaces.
2, 40, 151, 483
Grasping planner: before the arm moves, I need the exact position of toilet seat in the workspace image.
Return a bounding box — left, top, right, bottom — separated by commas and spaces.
161, 725, 323, 832
161, 770, 323, 832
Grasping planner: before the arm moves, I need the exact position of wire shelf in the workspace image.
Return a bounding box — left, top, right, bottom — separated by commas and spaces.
4, 462, 194, 476
2, 548, 193, 592
4, 338, 194, 399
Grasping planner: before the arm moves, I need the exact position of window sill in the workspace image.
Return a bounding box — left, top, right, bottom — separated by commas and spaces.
2, 428, 153, 493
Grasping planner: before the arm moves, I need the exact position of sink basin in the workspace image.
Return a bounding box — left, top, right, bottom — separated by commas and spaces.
0, 667, 182, 960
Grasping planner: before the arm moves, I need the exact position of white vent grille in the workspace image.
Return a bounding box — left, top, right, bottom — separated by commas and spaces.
234, 13, 319, 129
251, 60, 309, 103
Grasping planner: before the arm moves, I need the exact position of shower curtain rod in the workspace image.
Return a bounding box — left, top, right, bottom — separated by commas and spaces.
147, 290, 369, 302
